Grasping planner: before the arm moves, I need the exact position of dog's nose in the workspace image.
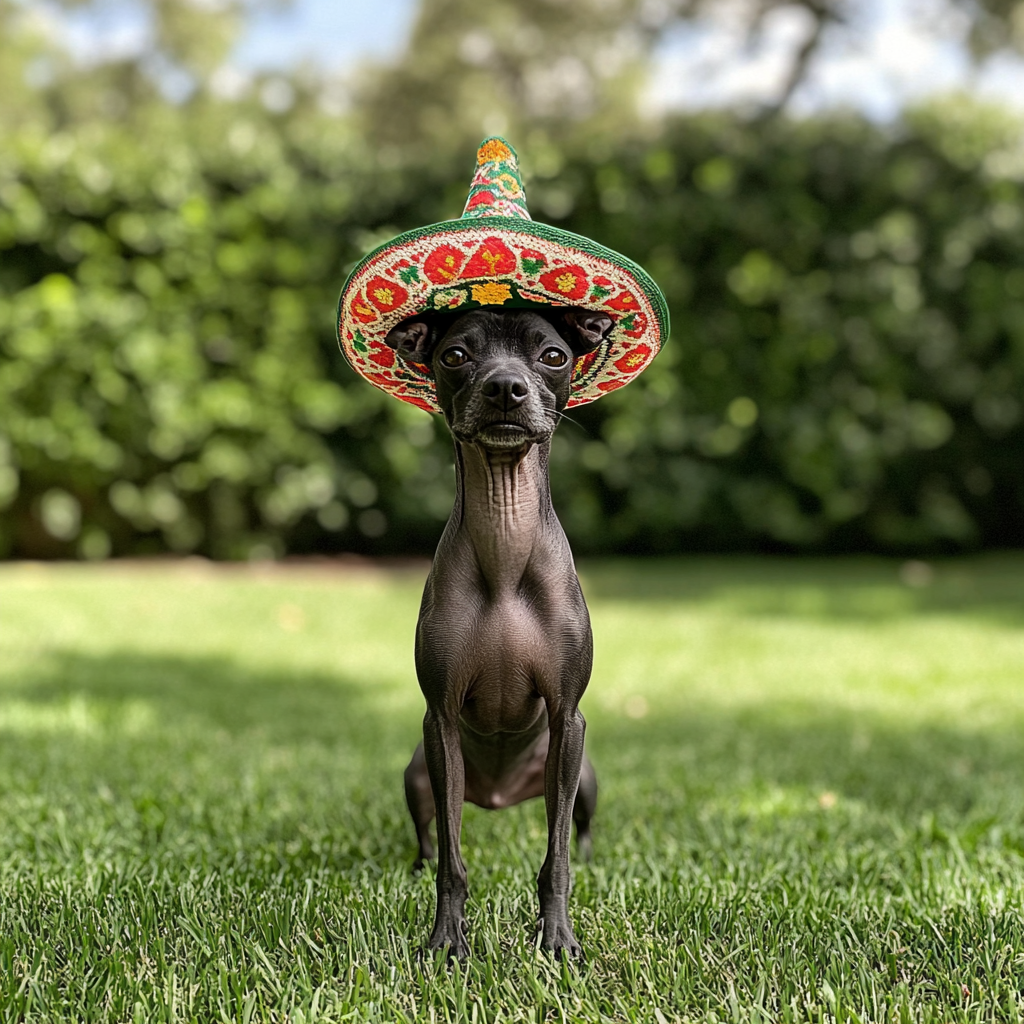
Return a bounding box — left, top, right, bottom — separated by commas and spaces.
482, 373, 528, 410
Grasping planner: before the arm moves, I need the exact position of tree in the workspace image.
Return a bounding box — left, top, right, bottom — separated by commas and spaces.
641, 0, 1024, 116
353, 0, 652, 161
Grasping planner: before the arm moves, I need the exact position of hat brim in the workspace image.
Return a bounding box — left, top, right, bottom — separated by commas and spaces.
337, 217, 669, 414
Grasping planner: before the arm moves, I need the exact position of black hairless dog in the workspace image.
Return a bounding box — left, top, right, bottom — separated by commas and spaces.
386, 306, 611, 959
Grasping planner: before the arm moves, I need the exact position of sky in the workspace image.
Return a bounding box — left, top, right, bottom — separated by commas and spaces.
45, 0, 1024, 119
651, 0, 1024, 119
234, 0, 417, 72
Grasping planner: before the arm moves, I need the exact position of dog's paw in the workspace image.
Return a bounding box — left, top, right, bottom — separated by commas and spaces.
428, 918, 470, 960
537, 916, 583, 959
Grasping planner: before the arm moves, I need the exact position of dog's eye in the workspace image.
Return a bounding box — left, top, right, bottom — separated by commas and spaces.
440, 347, 469, 368
539, 348, 568, 367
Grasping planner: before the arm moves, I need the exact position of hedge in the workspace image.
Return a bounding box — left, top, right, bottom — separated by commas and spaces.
1, 94, 1022, 557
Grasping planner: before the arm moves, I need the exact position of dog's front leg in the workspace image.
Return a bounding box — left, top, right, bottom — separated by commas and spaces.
537, 706, 585, 957
422, 707, 470, 958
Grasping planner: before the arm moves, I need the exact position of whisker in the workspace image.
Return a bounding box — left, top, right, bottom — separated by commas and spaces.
553, 410, 589, 435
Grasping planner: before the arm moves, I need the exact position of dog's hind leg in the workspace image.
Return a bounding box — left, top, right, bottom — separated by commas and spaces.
572, 753, 597, 862
404, 743, 436, 871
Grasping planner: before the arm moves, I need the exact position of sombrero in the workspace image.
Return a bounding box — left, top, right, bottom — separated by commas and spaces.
337, 136, 669, 414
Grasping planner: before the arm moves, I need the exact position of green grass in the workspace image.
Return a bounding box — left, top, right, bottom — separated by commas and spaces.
2, 556, 1024, 1023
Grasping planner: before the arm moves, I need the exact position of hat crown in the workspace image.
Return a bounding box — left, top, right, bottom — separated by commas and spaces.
461, 136, 532, 221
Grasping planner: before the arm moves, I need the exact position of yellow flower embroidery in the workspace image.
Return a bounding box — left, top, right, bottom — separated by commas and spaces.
479, 248, 503, 273
471, 282, 513, 305
478, 139, 512, 165
495, 173, 521, 198
554, 272, 578, 295
372, 286, 394, 306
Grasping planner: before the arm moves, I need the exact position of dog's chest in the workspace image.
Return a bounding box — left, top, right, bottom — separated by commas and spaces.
418, 574, 588, 731
459, 596, 550, 730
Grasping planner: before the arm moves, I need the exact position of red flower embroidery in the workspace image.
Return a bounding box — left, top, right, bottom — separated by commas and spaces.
597, 379, 626, 392
365, 276, 409, 312
369, 344, 396, 368
605, 290, 640, 312
424, 245, 466, 284
614, 344, 651, 374
466, 190, 496, 210
461, 237, 517, 278
572, 350, 599, 381
350, 292, 378, 324
593, 276, 613, 287
403, 395, 435, 412
539, 265, 589, 301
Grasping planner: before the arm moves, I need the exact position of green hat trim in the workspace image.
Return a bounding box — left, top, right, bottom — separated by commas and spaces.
337, 137, 669, 413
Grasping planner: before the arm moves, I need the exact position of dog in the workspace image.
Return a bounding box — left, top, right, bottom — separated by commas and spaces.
386, 306, 613, 959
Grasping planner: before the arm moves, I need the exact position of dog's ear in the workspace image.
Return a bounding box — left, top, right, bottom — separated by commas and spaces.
555, 310, 616, 355
385, 317, 441, 364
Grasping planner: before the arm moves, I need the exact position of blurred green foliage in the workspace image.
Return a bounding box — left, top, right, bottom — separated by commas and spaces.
0, 87, 469, 558
547, 105, 1024, 553
1, 3, 1023, 558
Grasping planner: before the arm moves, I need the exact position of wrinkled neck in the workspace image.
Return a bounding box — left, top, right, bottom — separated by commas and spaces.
454, 441, 552, 594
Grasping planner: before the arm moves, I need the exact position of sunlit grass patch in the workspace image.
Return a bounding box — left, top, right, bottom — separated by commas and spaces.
1, 556, 1023, 1022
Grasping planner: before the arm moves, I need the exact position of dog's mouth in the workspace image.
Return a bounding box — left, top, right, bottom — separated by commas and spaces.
473, 422, 532, 449
453, 419, 554, 450
449, 402, 559, 450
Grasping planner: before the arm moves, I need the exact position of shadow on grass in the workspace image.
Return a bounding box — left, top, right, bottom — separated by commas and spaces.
579, 554, 1024, 624
591, 701, 1024, 841
0, 650, 430, 872
0, 649, 421, 746
3, 650, 1023, 871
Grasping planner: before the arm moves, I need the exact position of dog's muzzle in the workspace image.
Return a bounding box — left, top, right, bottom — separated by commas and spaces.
454, 367, 555, 450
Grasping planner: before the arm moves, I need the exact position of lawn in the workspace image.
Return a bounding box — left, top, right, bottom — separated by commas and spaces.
1, 556, 1023, 1023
